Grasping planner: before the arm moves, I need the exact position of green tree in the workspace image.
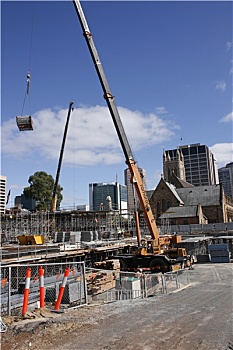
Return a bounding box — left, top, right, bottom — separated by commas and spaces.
24, 171, 63, 211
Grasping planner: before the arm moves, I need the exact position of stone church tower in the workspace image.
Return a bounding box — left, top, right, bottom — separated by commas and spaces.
163, 148, 186, 183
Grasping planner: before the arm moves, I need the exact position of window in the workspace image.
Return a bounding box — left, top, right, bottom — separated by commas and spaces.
156, 201, 160, 214
190, 146, 197, 154
167, 201, 171, 209
162, 199, 166, 213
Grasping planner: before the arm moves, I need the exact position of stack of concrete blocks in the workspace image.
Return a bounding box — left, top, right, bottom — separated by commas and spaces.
81, 231, 98, 242
115, 275, 141, 300
42, 271, 81, 302
55, 232, 70, 243
45, 282, 60, 302
70, 231, 81, 244
55, 231, 99, 244
55, 232, 64, 243
61, 281, 84, 304
208, 244, 230, 263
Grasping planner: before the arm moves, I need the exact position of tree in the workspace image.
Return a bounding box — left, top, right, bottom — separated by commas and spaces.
24, 171, 63, 211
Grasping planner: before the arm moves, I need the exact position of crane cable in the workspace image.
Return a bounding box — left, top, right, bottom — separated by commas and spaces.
21, 3, 35, 117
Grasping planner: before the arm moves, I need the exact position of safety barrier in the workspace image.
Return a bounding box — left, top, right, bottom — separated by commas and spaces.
39, 266, 45, 308
1, 262, 87, 316
22, 268, 31, 316
1, 263, 193, 316
54, 267, 70, 311
85, 267, 192, 303
162, 269, 191, 294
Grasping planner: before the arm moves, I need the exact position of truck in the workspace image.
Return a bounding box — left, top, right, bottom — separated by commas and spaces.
73, 1, 191, 273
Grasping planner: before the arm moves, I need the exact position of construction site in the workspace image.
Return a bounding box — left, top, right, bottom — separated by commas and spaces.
1, 1, 233, 348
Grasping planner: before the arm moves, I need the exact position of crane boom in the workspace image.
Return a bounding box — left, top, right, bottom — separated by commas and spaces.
51, 101, 74, 211
73, 1, 160, 242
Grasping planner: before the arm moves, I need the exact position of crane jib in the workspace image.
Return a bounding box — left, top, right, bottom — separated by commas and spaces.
73, 0, 161, 243
73, 0, 133, 162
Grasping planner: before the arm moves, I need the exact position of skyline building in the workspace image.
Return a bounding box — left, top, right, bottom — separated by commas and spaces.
15, 194, 36, 211
124, 167, 147, 212
218, 162, 233, 199
89, 182, 127, 212
163, 143, 218, 187
0, 175, 7, 215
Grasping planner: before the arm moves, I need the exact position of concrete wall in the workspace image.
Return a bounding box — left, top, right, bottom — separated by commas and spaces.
168, 222, 233, 234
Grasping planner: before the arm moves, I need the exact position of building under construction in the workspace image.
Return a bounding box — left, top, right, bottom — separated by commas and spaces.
1, 209, 142, 243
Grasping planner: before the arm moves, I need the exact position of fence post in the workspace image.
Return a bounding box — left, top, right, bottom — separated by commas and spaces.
22, 268, 31, 316
162, 275, 167, 294
82, 262, 88, 305
54, 267, 70, 311
176, 271, 179, 289
39, 266, 45, 308
7, 266, 11, 316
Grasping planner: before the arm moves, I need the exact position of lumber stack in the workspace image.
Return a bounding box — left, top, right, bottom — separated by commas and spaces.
93, 260, 120, 270
86, 271, 115, 295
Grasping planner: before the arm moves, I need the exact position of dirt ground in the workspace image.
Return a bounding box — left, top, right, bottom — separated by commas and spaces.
1, 263, 233, 350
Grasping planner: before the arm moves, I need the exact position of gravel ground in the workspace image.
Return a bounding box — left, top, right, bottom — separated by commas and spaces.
1, 263, 233, 350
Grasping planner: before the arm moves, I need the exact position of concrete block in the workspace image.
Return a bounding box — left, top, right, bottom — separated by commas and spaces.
208, 244, 228, 251
81, 231, 93, 242
70, 231, 81, 243
61, 281, 83, 304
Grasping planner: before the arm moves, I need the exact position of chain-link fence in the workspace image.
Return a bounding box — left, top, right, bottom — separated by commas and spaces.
0, 262, 87, 316
1, 262, 192, 316
85, 267, 192, 303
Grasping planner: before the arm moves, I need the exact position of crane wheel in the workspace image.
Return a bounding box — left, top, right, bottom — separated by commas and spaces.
150, 258, 169, 273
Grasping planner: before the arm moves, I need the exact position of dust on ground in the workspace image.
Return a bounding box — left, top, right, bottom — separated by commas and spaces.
1, 264, 233, 350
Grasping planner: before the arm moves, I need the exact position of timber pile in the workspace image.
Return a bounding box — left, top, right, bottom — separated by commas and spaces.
86, 271, 116, 295
93, 259, 120, 270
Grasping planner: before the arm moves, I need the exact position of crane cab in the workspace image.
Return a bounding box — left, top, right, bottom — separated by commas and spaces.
16, 116, 33, 131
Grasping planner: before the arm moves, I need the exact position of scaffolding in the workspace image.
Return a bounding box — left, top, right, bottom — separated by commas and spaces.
1, 210, 137, 242
1, 211, 55, 242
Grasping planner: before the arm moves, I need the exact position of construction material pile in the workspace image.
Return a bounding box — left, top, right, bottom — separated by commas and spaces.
86, 271, 116, 295
93, 260, 120, 270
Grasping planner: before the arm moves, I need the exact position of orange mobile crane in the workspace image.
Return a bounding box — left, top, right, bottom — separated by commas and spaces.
73, 1, 191, 273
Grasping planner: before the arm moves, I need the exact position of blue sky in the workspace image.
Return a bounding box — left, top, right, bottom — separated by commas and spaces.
1, 0, 233, 209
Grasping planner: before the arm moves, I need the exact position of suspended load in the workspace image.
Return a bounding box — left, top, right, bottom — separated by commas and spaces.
16, 115, 33, 131
16, 70, 34, 131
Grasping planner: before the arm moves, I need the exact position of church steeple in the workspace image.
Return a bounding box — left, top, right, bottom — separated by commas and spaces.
163, 147, 186, 183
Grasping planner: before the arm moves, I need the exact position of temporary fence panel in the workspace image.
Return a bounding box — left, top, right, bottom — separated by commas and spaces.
162, 269, 190, 294
0, 262, 87, 316
85, 267, 191, 303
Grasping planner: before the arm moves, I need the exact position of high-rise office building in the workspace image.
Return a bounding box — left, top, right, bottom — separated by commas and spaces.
15, 193, 36, 211
89, 182, 127, 212
218, 162, 233, 198
163, 143, 218, 186
0, 175, 7, 214
124, 168, 147, 212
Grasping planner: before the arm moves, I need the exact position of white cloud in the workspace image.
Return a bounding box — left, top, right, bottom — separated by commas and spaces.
216, 81, 226, 92
155, 106, 168, 115
210, 143, 233, 168
219, 112, 233, 123
1, 105, 178, 167
226, 42, 232, 51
